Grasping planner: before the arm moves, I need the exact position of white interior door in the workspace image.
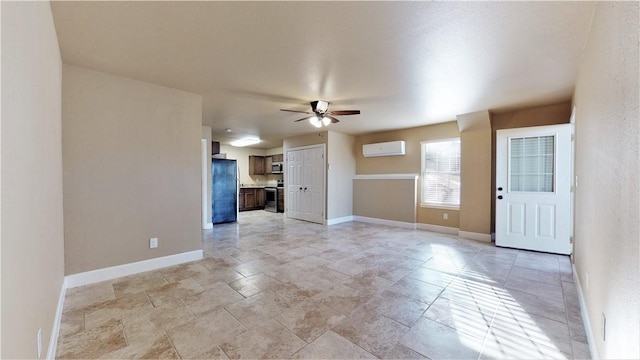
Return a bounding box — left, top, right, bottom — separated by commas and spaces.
287, 149, 304, 220
302, 146, 325, 223
496, 124, 572, 255
286, 145, 325, 224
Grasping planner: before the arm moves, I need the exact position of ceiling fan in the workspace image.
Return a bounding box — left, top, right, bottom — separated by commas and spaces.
280, 100, 360, 128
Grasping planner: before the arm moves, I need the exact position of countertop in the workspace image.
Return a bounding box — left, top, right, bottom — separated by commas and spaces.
240, 185, 283, 189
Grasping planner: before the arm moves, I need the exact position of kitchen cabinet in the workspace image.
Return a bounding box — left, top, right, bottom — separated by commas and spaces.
249, 156, 265, 175
256, 188, 265, 207
277, 188, 285, 212
238, 190, 245, 210
212, 141, 220, 155
239, 187, 265, 211
272, 154, 284, 162
265, 156, 273, 175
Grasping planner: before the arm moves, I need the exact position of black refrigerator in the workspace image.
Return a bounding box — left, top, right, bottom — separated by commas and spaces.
212, 159, 238, 224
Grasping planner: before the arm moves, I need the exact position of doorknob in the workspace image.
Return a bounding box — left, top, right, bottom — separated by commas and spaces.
299, 187, 302, 191
304, 187, 307, 191
497, 195, 503, 200
497, 187, 503, 191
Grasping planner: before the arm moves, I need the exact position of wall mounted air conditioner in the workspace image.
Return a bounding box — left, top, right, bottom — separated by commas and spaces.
362, 140, 406, 157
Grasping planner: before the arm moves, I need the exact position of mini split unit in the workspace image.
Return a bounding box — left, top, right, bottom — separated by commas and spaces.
362, 140, 406, 157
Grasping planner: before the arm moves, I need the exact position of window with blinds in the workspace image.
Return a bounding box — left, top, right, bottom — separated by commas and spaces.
509, 135, 555, 192
421, 139, 461, 207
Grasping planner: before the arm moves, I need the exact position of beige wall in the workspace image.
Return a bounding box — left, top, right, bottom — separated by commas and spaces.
62, 65, 202, 274
327, 131, 355, 220
458, 111, 492, 235
219, 145, 271, 186
283, 131, 328, 151
491, 102, 572, 131
355, 122, 460, 228
489, 101, 572, 232
220, 145, 265, 185
266, 147, 284, 156
202, 126, 212, 224
1, 2, 65, 357
572, 2, 639, 359
353, 178, 416, 222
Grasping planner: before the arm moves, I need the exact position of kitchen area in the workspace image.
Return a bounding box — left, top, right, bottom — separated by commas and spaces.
210, 140, 285, 225
239, 154, 285, 213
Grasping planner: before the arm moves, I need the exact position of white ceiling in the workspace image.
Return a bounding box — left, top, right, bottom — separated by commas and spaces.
51, 1, 595, 149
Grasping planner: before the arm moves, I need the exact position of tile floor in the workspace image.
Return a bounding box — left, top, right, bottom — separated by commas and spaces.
56, 211, 590, 359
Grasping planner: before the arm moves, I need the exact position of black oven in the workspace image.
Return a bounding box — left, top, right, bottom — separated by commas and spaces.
264, 187, 277, 212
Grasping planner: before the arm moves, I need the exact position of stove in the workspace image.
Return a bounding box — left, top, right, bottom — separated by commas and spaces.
264, 187, 277, 212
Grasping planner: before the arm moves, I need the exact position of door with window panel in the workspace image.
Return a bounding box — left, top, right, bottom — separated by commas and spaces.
496, 124, 572, 254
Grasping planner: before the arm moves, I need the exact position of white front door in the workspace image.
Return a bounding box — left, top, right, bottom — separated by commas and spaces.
286, 145, 325, 224
496, 124, 572, 255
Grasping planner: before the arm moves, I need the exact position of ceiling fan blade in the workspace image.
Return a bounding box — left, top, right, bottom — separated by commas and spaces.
281, 109, 312, 114
293, 116, 313, 122
328, 110, 360, 116
326, 115, 340, 124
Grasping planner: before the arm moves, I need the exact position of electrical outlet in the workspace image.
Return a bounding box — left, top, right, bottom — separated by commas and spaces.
601, 313, 606, 341
149, 237, 158, 249
37, 328, 42, 359
443, 213, 448, 220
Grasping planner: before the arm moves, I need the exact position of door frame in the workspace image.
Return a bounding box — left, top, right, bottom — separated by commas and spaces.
569, 107, 577, 257
285, 143, 327, 223
201, 139, 213, 229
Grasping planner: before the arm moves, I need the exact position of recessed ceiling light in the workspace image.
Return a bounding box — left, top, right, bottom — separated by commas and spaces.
230, 137, 260, 147
225, 128, 232, 133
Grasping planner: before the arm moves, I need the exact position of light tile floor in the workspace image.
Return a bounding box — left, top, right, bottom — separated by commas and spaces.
56, 211, 590, 359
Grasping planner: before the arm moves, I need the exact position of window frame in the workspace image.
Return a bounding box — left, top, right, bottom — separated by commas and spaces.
420, 138, 461, 210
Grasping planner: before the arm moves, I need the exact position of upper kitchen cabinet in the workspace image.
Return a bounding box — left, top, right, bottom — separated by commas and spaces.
249, 155, 265, 175
265, 156, 273, 175
265, 154, 284, 175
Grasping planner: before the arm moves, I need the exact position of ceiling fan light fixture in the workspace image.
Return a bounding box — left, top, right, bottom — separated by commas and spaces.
284, 100, 358, 127
309, 116, 322, 128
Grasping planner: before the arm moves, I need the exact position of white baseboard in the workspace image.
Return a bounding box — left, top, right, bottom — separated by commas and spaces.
573, 264, 599, 360
416, 223, 459, 235
46, 279, 66, 360
458, 231, 492, 242
65, 250, 204, 288
347, 217, 490, 243
327, 216, 354, 226
203, 223, 213, 230
353, 216, 416, 230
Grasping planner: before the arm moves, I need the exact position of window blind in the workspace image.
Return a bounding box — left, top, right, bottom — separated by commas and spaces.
421, 139, 461, 206
509, 135, 554, 192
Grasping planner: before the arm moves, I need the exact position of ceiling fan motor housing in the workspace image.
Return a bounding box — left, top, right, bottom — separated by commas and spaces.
310, 100, 329, 114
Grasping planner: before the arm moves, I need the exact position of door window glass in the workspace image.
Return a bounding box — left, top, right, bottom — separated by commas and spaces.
509, 135, 554, 192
